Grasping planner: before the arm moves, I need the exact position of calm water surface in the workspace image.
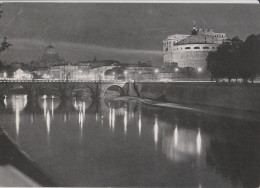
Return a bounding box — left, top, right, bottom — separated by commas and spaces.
0, 95, 259, 187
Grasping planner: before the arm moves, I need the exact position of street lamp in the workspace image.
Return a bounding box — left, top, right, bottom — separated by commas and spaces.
174, 68, 179, 72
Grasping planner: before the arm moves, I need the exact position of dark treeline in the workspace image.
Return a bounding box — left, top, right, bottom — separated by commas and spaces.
207, 34, 260, 83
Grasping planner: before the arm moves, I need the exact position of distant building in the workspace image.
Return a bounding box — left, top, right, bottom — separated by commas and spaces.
91, 65, 118, 80
77, 58, 121, 69
31, 41, 65, 69
163, 26, 227, 71
13, 69, 32, 79
50, 64, 78, 79
124, 64, 158, 81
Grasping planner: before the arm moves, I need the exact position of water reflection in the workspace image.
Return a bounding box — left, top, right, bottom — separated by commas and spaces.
46, 110, 50, 135
138, 109, 141, 137
51, 99, 54, 116
162, 126, 205, 162
111, 108, 115, 132
15, 99, 20, 137
124, 107, 127, 135
4, 95, 7, 108
0, 94, 259, 187
43, 97, 47, 117
196, 129, 202, 155
154, 115, 159, 148
78, 109, 84, 139
174, 126, 178, 147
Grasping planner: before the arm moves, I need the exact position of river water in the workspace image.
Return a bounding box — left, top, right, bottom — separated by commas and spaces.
0, 94, 259, 187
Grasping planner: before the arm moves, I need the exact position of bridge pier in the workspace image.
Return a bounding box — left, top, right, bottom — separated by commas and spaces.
0, 94, 5, 104
27, 89, 39, 101
60, 88, 74, 100
55, 82, 75, 100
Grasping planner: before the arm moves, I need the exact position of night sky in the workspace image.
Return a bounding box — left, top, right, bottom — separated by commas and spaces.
0, 3, 259, 65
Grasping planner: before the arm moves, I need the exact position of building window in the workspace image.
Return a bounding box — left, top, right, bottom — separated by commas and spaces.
185, 47, 191, 49
203, 46, 209, 49
212, 47, 215, 49
194, 46, 200, 49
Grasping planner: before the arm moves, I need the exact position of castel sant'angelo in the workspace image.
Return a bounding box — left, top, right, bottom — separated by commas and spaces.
162, 24, 227, 71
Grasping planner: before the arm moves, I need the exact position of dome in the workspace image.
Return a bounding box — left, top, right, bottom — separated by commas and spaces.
41, 42, 60, 63
44, 44, 58, 55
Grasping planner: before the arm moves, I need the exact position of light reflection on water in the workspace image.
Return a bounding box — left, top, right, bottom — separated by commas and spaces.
154, 115, 159, 149
138, 107, 141, 137
0, 94, 259, 187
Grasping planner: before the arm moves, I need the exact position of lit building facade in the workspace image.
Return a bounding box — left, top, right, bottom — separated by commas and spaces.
50, 65, 78, 79
13, 69, 32, 79
163, 26, 226, 71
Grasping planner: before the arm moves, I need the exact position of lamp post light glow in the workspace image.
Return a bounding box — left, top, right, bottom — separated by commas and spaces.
3, 72, 7, 78
124, 70, 128, 81
112, 72, 115, 80
197, 67, 202, 81
154, 68, 159, 81
138, 71, 142, 82
174, 68, 179, 72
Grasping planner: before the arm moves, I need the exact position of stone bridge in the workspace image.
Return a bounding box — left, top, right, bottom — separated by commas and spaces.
0, 79, 139, 101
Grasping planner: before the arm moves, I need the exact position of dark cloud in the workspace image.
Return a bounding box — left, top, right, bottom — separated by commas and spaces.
0, 3, 259, 65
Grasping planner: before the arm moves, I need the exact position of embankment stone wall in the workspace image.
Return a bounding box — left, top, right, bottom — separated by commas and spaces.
135, 82, 260, 111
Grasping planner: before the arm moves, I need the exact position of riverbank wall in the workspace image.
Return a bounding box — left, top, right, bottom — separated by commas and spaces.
131, 82, 260, 112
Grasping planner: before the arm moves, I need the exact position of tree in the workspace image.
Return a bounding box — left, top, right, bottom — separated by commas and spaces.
207, 36, 243, 82
238, 34, 260, 82
0, 37, 12, 52
0, 5, 12, 53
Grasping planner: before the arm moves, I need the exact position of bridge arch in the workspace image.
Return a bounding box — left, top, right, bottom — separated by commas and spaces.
2, 83, 28, 95
73, 83, 96, 98
102, 84, 126, 98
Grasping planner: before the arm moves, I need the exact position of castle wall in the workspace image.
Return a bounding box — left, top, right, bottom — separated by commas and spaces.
134, 82, 260, 112
163, 28, 226, 70
163, 43, 219, 70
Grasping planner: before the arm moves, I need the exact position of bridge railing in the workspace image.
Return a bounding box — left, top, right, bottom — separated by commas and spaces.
0, 78, 128, 83
1, 78, 259, 84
